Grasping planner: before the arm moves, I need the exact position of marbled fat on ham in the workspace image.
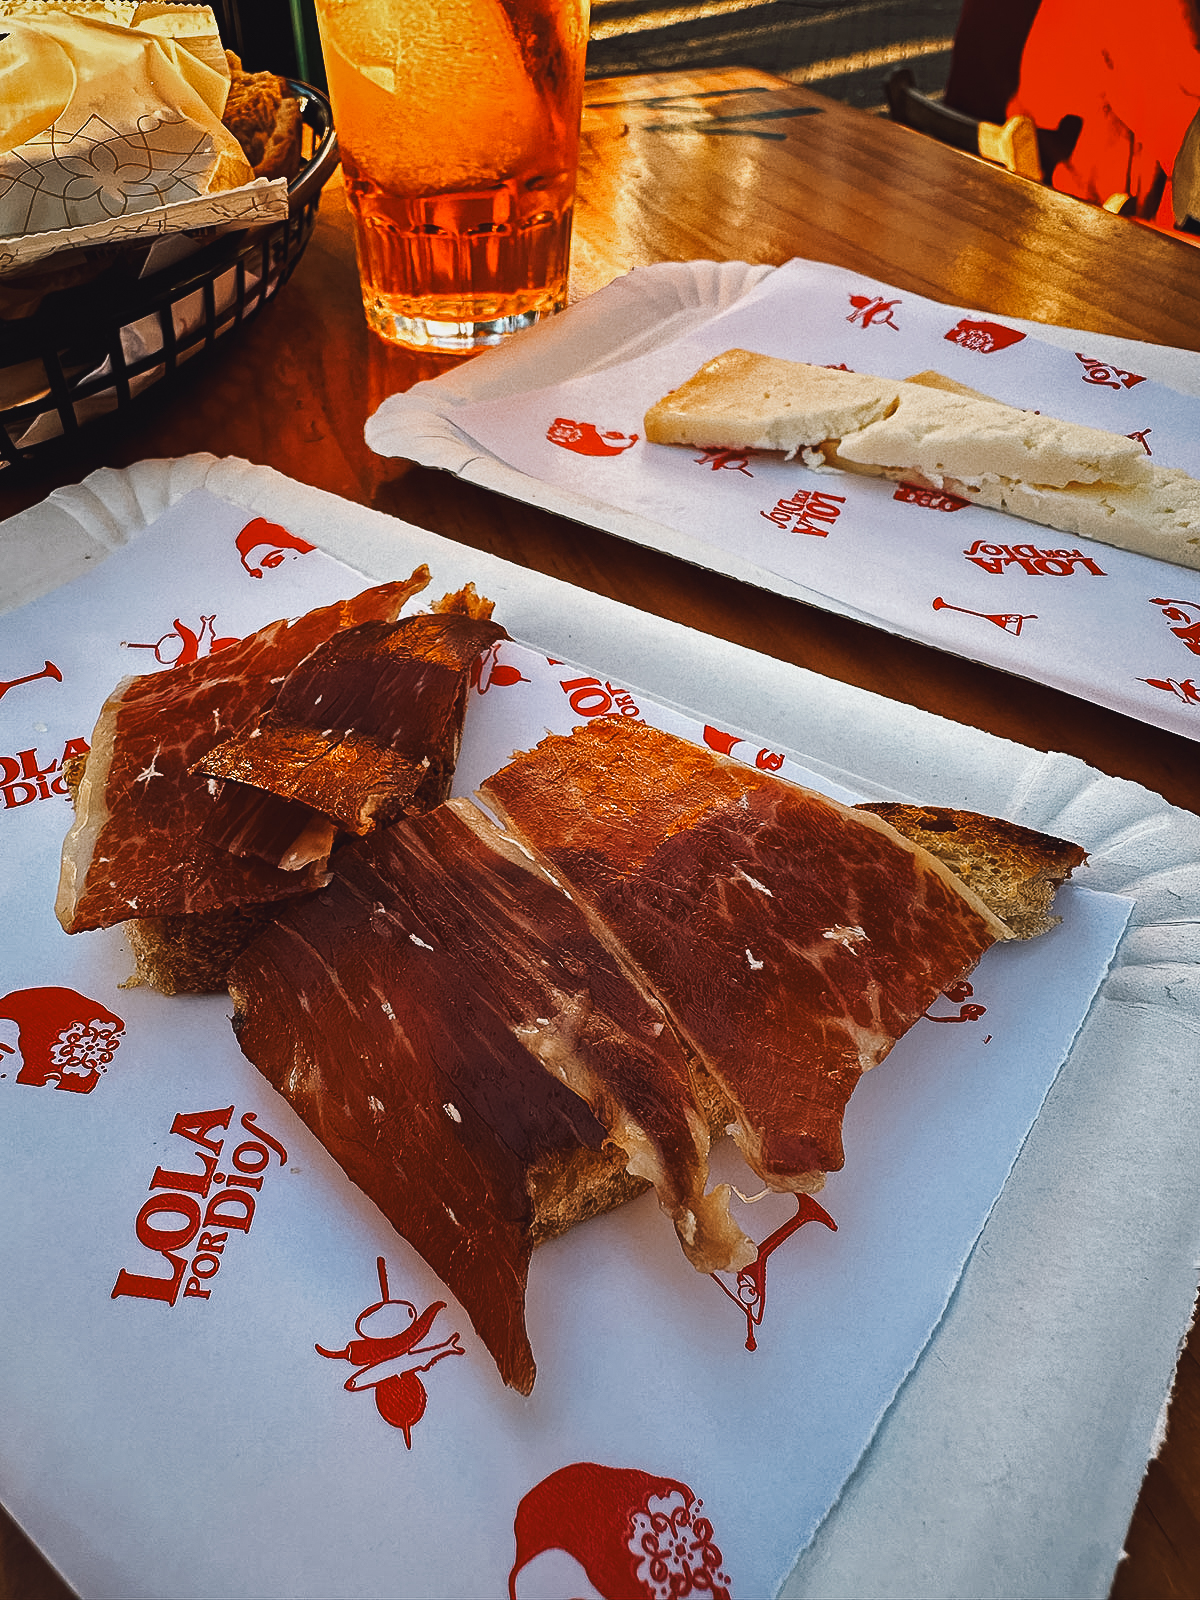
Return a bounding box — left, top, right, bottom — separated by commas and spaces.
481, 719, 1013, 1190
228, 798, 748, 1393
194, 610, 509, 869
56, 572, 431, 934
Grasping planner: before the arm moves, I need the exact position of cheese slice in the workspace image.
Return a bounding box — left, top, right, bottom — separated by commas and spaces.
644, 349, 903, 456
644, 349, 1200, 570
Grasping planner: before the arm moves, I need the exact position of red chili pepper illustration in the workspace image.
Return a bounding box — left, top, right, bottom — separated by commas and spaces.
316, 1257, 463, 1446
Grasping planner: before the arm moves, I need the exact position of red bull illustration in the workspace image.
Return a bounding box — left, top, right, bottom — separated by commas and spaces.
711, 1193, 837, 1353
1151, 597, 1200, 656
121, 614, 240, 666
1140, 676, 1200, 705
693, 446, 755, 475
924, 979, 988, 1024
847, 293, 901, 331
474, 642, 529, 693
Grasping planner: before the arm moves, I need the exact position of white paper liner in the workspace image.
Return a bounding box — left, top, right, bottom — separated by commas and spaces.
0, 175, 288, 275
0, 457, 1197, 1600
364, 258, 1200, 744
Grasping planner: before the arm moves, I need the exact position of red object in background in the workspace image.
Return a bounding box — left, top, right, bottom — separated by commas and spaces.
1006, 0, 1200, 233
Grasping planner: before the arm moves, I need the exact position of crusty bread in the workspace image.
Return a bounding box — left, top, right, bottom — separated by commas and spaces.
63, 752, 279, 993
222, 51, 303, 181
856, 802, 1087, 939
124, 907, 275, 995
644, 349, 1200, 571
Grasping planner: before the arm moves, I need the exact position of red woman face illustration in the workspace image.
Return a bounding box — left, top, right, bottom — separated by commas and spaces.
235, 518, 317, 579
0, 986, 124, 1093
546, 419, 639, 457
509, 1462, 733, 1600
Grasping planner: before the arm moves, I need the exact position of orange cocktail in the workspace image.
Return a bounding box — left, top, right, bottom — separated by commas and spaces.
313, 0, 590, 350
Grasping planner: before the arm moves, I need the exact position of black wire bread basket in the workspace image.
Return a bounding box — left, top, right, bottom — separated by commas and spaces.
0, 81, 338, 471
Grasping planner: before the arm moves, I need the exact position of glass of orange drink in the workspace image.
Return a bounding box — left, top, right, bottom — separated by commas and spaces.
312, 0, 591, 350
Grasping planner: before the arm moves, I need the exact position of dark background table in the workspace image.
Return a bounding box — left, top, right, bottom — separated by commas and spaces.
1, 68, 1197, 1600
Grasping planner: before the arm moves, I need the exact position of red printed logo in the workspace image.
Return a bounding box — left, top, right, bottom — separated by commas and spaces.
693, 446, 755, 475
0, 986, 123, 1092
943, 318, 1026, 353
702, 725, 785, 772
847, 293, 900, 331
316, 1256, 463, 1447
1150, 597, 1200, 656
932, 596, 1037, 635
1076, 353, 1145, 390
712, 1193, 836, 1351
924, 978, 987, 1025
559, 673, 641, 720
894, 482, 970, 512
760, 487, 846, 535
547, 419, 639, 456
510, 1462, 734, 1600
0, 658, 62, 702
474, 642, 528, 693
964, 540, 1106, 576
111, 1106, 288, 1306
1, 735, 89, 812
1140, 675, 1200, 704
122, 614, 240, 667
235, 517, 317, 579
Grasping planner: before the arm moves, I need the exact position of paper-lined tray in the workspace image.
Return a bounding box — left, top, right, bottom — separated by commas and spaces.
366, 257, 1200, 744
1, 457, 1199, 1600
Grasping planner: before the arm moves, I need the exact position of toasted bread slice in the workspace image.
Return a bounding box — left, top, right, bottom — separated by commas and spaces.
856, 802, 1087, 939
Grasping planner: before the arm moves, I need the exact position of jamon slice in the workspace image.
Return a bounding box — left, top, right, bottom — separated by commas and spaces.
56, 571, 431, 939
480, 719, 1014, 1191
193, 608, 509, 871
228, 798, 751, 1393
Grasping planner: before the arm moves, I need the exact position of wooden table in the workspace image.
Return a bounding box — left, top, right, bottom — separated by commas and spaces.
2, 66, 1197, 1600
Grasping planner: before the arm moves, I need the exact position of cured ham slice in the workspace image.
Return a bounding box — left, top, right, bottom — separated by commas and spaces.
228, 798, 751, 1394
193, 608, 509, 870
56, 571, 431, 937
480, 719, 1013, 1191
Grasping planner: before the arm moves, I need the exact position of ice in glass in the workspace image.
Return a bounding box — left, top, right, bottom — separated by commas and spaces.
313, 0, 590, 349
